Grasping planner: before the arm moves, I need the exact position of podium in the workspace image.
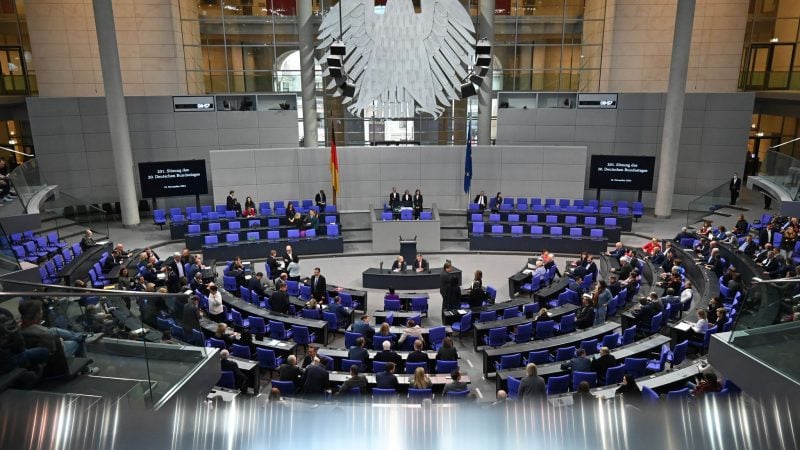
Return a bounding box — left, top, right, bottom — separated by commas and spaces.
400, 236, 417, 266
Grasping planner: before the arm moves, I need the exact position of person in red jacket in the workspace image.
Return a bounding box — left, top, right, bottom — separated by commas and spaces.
642, 238, 661, 256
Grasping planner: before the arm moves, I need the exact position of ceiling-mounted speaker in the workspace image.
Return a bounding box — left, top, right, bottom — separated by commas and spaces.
476, 65, 489, 77
460, 82, 477, 98
469, 73, 483, 87
340, 81, 356, 98
330, 40, 346, 56
476, 39, 491, 55
476, 54, 491, 68
327, 55, 342, 68
329, 66, 343, 79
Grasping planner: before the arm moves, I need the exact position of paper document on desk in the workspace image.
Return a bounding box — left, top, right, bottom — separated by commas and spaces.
674, 321, 692, 332
96, 240, 109, 246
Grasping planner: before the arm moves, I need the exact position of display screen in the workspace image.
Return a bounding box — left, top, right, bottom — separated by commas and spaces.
138, 160, 209, 198
588, 155, 656, 191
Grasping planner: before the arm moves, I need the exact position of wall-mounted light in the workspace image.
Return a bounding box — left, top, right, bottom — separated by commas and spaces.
756, 132, 765, 137
771, 37, 779, 43
8, 139, 16, 145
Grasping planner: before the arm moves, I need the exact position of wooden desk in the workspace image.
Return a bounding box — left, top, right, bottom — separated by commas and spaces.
362, 267, 462, 290
482, 322, 620, 375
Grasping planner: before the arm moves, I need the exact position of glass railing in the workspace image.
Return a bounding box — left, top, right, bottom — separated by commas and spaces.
685, 181, 729, 228
42, 191, 111, 242
759, 150, 800, 201
0, 283, 210, 409
727, 278, 800, 385
6, 157, 45, 213
0, 221, 20, 270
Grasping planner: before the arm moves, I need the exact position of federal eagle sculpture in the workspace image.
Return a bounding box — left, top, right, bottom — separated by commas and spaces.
318, 0, 477, 119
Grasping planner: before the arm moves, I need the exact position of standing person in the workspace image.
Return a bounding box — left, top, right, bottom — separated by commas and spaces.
473, 190, 488, 212
729, 173, 741, 205
269, 282, 290, 314
309, 267, 327, 302
468, 270, 485, 309
518, 363, 546, 400
594, 280, 612, 325
491, 192, 503, 213
440, 262, 453, 300
315, 189, 327, 209
226, 190, 237, 211
389, 187, 400, 210
401, 189, 412, 208
207, 284, 224, 323
287, 257, 301, 282
444, 275, 463, 311
413, 189, 423, 219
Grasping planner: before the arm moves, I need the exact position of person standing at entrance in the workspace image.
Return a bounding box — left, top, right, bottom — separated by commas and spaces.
729, 173, 741, 205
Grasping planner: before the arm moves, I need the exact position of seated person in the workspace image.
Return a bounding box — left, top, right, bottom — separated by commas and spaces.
347, 337, 369, 367
441, 369, 469, 395
605, 242, 627, 261
575, 294, 595, 329
397, 319, 424, 347
242, 197, 257, 218
413, 254, 429, 273
375, 362, 399, 389
642, 238, 661, 256
738, 235, 757, 257
491, 192, 503, 213
327, 296, 351, 327
18, 300, 96, 373
673, 227, 693, 242
734, 214, 750, 235
80, 229, 97, 251
473, 191, 488, 211
303, 209, 319, 232
351, 315, 375, 346
694, 238, 711, 259
285, 203, 297, 222
632, 294, 660, 328
560, 348, 591, 372
336, 365, 368, 395
391, 255, 406, 272
220, 349, 248, 393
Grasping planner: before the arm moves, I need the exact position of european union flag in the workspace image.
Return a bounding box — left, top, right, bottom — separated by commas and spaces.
464, 123, 472, 194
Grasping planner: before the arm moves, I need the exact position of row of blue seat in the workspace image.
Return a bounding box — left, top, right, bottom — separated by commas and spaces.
470, 213, 619, 226
471, 223, 608, 238
186, 217, 338, 234
202, 224, 340, 246
380, 210, 433, 221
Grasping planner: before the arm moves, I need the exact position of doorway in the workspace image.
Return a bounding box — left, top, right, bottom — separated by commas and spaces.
743, 43, 796, 90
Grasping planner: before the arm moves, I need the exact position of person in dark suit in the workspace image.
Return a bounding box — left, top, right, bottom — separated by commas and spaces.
391, 255, 406, 272
518, 363, 546, 400
474, 190, 488, 211
759, 224, 777, 249
80, 229, 97, 251
491, 192, 503, 213
440, 262, 453, 299
347, 337, 369, 368
445, 275, 464, 310
309, 267, 327, 302
591, 347, 617, 384
220, 350, 248, 393
442, 369, 469, 395
266, 249, 282, 279
301, 358, 330, 397
762, 248, 785, 278
327, 296, 351, 327
181, 296, 202, 339
165, 265, 181, 293
738, 235, 758, 257
278, 355, 303, 391
351, 315, 375, 346
401, 189, 412, 207
315, 190, 327, 208
282, 245, 294, 268
248, 272, 267, 298
413, 254, 429, 273
375, 362, 399, 390
389, 187, 400, 209
729, 173, 741, 205
575, 295, 595, 329
374, 339, 402, 366
632, 296, 659, 329
336, 365, 368, 395
412, 189, 423, 219
406, 339, 428, 364
560, 348, 591, 373
226, 190, 237, 211
435, 337, 458, 361
269, 282, 290, 314
189, 272, 206, 294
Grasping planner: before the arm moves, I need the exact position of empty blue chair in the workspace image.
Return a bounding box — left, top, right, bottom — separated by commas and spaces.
267, 230, 280, 240
508, 214, 519, 222
287, 229, 300, 238
435, 360, 459, 374
565, 215, 577, 225
590, 228, 603, 239
491, 224, 503, 234
484, 327, 507, 347
384, 298, 401, 311
271, 380, 295, 397
269, 320, 292, 340
327, 224, 340, 236
569, 227, 582, 238
618, 206, 629, 215
502, 307, 520, 319
208, 222, 221, 232
547, 374, 570, 395
472, 222, 485, 234
511, 225, 523, 235
494, 353, 522, 371
535, 320, 555, 339
580, 338, 599, 356
372, 334, 393, 350
408, 388, 433, 400
341, 359, 363, 372
555, 346, 576, 361
248, 316, 266, 336
666, 388, 690, 401
300, 308, 321, 320
256, 348, 283, 378
405, 361, 428, 374
187, 224, 201, 234
230, 309, 249, 328
545, 215, 558, 224
153, 209, 167, 229
486, 286, 497, 302
632, 202, 644, 221
599, 333, 620, 350
291, 325, 315, 352
624, 357, 648, 378
420, 211, 433, 220
400, 210, 412, 220
507, 376, 521, 399
204, 235, 219, 246
222, 275, 237, 292
584, 216, 597, 226
190, 212, 203, 222
226, 233, 239, 243
644, 312, 662, 335
531, 225, 543, 235
554, 313, 575, 334
526, 214, 538, 223
572, 371, 597, 391
520, 275, 542, 297
604, 217, 617, 227
229, 221, 242, 230
550, 226, 563, 236
299, 284, 312, 300
411, 297, 428, 315
647, 345, 670, 372
429, 326, 446, 350
509, 322, 533, 343
688, 325, 717, 354
382, 211, 392, 221
231, 343, 251, 360
344, 331, 362, 348
605, 365, 625, 385
478, 311, 497, 323
206, 337, 226, 350
247, 231, 259, 241
526, 349, 551, 365
452, 313, 472, 341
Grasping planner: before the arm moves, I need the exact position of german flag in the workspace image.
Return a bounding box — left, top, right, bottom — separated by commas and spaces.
330, 122, 340, 205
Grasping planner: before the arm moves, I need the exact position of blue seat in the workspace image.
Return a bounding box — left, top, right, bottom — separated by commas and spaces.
231, 343, 251, 360
405, 361, 428, 374
554, 346, 576, 362
642, 386, 660, 402
327, 224, 340, 236
535, 320, 555, 339
599, 333, 620, 350
204, 235, 219, 246
420, 211, 433, 220
520, 275, 542, 297
647, 344, 670, 372
372, 388, 397, 397
494, 353, 522, 371
230, 309, 249, 329
268, 320, 292, 340
687, 325, 717, 354
491, 224, 503, 234
255, 347, 284, 376
554, 313, 575, 334
271, 380, 295, 396
472, 222, 485, 234
643, 312, 662, 335
452, 313, 472, 341
382, 211, 392, 221
624, 357, 648, 378
668, 340, 689, 366
546, 374, 570, 395
435, 360, 459, 374
502, 307, 520, 320
531, 225, 543, 235
344, 331, 362, 348
372, 334, 393, 350
428, 326, 446, 350
580, 338, 599, 356
291, 325, 315, 352
526, 214, 538, 223
153, 209, 167, 229
572, 371, 597, 391
408, 388, 433, 400
206, 337, 226, 350
384, 298, 401, 311
247, 316, 266, 336
478, 311, 497, 323
550, 226, 563, 236
484, 327, 507, 347
507, 376, 521, 399
604, 364, 625, 385
341, 359, 363, 372
525, 349, 551, 365
666, 387, 690, 401
225, 233, 239, 243
217, 371, 236, 389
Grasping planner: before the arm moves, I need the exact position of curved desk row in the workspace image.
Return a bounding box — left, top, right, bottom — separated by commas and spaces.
473, 304, 580, 351
470, 210, 633, 232
170, 213, 340, 240
469, 234, 608, 254
202, 237, 344, 261
482, 322, 620, 375
362, 267, 462, 290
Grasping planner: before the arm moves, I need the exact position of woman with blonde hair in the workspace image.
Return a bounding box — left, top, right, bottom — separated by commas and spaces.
411, 366, 432, 389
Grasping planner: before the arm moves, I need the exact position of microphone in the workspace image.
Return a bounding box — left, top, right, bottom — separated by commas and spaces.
380, 261, 384, 273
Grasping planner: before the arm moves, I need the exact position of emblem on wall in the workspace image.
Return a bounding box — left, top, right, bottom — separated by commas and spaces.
318, 0, 490, 119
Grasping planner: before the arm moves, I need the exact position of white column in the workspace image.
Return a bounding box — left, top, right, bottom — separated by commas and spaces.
92, 0, 140, 226
654, 0, 696, 218
477, 0, 495, 146
297, 0, 318, 147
